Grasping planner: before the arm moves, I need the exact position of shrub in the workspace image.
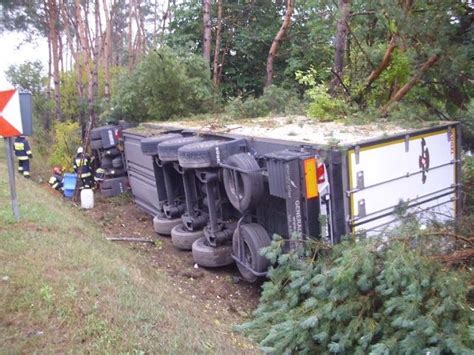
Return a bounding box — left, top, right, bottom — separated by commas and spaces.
111, 47, 213, 122
237, 235, 473, 354
295, 69, 348, 121
225, 86, 304, 119
48, 121, 82, 171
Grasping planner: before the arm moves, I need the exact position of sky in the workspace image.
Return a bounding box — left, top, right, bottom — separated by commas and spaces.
0, 32, 49, 89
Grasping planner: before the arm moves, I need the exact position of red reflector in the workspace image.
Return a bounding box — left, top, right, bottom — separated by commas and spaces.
317, 164, 325, 183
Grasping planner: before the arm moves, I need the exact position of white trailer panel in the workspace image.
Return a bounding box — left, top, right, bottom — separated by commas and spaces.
347, 127, 458, 235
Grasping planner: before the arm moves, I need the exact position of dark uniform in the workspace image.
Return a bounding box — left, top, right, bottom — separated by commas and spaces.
48, 174, 64, 191
73, 152, 94, 189
13, 136, 33, 178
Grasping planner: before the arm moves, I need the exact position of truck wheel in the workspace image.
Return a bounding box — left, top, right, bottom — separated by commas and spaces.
158, 136, 204, 162
232, 223, 271, 282
171, 224, 204, 250
101, 156, 113, 169
112, 156, 124, 168
223, 153, 264, 212
103, 148, 120, 157
192, 237, 234, 267
153, 215, 181, 236
91, 125, 118, 140
91, 138, 103, 150
108, 168, 126, 176
140, 133, 182, 156
178, 140, 223, 168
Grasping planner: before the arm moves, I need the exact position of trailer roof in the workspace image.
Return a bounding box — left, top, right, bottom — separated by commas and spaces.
137, 116, 456, 147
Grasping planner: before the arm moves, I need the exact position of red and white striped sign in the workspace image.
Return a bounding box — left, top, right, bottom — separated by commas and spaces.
0, 89, 23, 137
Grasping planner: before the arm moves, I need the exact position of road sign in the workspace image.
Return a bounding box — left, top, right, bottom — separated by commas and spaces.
0, 89, 23, 137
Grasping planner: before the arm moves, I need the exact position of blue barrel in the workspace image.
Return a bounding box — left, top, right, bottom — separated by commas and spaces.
63, 173, 77, 198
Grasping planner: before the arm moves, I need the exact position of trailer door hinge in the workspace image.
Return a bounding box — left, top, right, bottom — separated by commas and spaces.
447, 126, 452, 141
356, 171, 364, 190
358, 199, 366, 218
404, 135, 410, 152
355, 145, 360, 165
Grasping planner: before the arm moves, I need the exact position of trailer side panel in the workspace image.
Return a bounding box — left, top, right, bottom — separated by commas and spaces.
346, 126, 459, 235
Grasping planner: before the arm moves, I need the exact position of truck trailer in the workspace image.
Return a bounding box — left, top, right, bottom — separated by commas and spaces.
122, 118, 461, 282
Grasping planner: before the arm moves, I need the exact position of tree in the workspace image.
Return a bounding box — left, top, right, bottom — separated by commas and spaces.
111, 47, 213, 122
5, 61, 45, 94
329, 0, 351, 95
202, 0, 212, 65
265, 0, 294, 87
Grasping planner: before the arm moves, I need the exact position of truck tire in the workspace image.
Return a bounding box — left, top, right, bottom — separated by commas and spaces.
140, 133, 182, 156
112, 156, 124, 168
223, 153, 264, 212
232, 223, 271, 282
103, 148, 120, 157
178, 140, 223, 168
108, 168, 126, 176
158, 136, 204, 162
118, 120, 135, 130
153, 215, 181, 236
171, 224, 204, 251
101, 188, 119, 198
100, 176, 129, 190
91, 138, 103, 150
192, 237, 234, 267
91, 127, 105, 140
101, 156, 113, 169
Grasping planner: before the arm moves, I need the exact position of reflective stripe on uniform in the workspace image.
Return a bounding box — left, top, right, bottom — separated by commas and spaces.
23, 171, 30, 176
75, 158, 90, 167
18, 156, 29, 160
80, 172, 92, 178
26, 150, 32, 155
49, 177, 56, 184
18, 167, 23, 171
14, 142, 25, 150
52, 182, 59, 189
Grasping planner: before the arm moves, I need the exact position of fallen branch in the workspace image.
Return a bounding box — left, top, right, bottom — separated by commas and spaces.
425, 232, 473, 245
106, 237, 155, 243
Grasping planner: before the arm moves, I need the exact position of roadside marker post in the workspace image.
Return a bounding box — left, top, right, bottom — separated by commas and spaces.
0, 88, 33, 222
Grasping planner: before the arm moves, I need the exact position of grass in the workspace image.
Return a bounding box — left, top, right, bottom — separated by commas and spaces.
0, 140, 258, 354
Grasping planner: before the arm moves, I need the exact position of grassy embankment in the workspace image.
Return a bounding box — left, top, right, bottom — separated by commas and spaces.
0, 140, 257, 354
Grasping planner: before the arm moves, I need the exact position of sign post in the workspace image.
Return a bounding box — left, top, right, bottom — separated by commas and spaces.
4, 137, 19, 221
0, 89, 32, 222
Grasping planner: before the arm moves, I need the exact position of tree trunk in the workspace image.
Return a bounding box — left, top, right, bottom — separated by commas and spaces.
354, 36, 397, 104
380, 54, 441, 115
202, 0, 212, 65
102, 0, 112, 103
265, 0, 294, 87
329, 0, 351, 96
212, 0, 223, 89
47, 0, 62, 121
128, 0, 134, 72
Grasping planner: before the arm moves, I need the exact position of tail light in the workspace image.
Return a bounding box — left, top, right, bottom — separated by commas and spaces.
317, 163, 326, 184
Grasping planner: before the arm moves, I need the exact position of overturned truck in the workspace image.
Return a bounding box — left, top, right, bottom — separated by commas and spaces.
123, 118, 461, 282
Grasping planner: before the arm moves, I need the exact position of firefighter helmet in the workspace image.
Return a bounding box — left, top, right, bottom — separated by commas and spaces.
77, 146, 84, 154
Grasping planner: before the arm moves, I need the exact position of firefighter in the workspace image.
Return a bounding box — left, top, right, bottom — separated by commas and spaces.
94, 167, 106, 189
48, 166, 64, 191
13, 135, 33, 178
73, 147, 94, 189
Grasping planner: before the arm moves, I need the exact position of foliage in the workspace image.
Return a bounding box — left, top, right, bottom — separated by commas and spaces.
111, 47, 213, 122
462, 154, 474, 213
296, 69, 348, 121
225, 86, 304, 119
237, 235, 473, 354
5, 60, 45, 94
48, 122, 82, 171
